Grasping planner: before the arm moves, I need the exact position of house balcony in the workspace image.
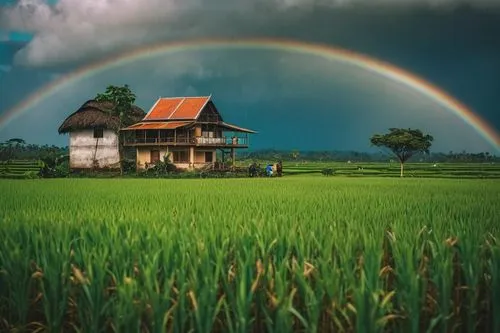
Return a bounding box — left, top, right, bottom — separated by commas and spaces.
123, 136, 249, 147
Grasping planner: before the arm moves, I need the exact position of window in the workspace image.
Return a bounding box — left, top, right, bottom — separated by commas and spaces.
93, 128, 104, 138
205, 151, 213, 162
150, 150, 160, 164
172, 150, 189, 163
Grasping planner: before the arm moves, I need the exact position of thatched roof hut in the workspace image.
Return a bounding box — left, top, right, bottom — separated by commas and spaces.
58, 100, 146, 134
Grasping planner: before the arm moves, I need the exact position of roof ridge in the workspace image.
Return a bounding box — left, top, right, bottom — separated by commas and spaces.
159, 95, 211, 99
144, 97, 162, 119
193, 96, 212, 120
168, 97, 186, 120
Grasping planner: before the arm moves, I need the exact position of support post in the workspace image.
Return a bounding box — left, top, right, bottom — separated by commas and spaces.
189, 146, 194, 169
231, 148, 235, 170
136, 147, 140, 171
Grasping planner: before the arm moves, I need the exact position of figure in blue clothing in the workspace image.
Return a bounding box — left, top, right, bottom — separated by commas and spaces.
266, 164, 273, 177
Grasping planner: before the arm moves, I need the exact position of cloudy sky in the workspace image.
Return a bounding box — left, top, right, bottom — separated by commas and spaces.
0, 0, 499, 153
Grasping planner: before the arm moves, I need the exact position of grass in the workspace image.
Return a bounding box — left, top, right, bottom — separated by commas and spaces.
0, 160, 43, 179
0, 176, 499, 332
274, 161, 500, 178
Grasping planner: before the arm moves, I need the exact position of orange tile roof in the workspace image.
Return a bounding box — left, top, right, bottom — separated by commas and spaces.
143, 96, 210, 121
121, 121, 193, 130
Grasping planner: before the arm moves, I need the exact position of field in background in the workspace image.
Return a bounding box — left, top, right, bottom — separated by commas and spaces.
0, 160, 44, 178
241, 160, 500, 178
1, 159, 499, 179
1, 177, 499, 332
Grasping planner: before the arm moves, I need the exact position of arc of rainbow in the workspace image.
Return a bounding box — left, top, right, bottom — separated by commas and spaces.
1, 37, 498, 151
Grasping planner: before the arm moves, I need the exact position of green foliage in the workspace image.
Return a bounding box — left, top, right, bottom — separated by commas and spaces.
321, 168, 334, 176
0, 138, 25, 160
121, 159, 136, 173
370, 128, 434, 177
0, 178, 498, 332
0, 159, 43, 179
0, 139, 68, 162
24, 170, 40, 179
370, 128, 434, 163
242, 149, 498, 163
94, 84, 138, 175
95, 84, 137, 130
40, 159, 69, 178
5, 138, 25, 145
142, 153, 177, 177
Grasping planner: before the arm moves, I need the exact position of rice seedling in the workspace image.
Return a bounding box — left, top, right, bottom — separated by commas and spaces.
0, 177, 498, 332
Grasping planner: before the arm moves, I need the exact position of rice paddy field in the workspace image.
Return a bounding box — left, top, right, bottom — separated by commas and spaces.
1, 175, 499, 332
276, 161, 500, 178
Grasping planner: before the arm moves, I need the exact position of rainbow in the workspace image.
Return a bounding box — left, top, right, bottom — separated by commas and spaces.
1, 37, 499, 151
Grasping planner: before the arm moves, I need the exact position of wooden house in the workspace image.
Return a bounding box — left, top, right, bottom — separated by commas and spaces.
58, 100, 145, 170
121, 95, 257, 170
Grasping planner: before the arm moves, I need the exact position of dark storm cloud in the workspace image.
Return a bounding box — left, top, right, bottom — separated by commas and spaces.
0, 49, 494, 153
0, 0, 498, 152
1, 0, 499, 67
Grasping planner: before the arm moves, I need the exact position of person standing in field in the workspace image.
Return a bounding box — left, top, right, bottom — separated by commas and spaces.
266, 164, 273, 177
276, 160, 283, 177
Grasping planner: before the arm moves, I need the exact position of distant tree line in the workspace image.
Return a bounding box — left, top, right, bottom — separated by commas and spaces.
241, 149, 498, 163
0, 138, 68, 162
1, 139, 497, 164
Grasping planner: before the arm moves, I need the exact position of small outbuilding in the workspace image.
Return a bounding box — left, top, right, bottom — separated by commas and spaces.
58, 100, 145, 170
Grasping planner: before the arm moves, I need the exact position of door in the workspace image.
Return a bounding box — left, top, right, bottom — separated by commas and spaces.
150, 150, 160, 164
205, 151, 213, 162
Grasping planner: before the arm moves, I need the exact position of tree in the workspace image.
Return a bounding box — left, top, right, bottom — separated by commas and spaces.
95, 84, 137, 175
370, 128, 433, 177
0, 138, 26, 161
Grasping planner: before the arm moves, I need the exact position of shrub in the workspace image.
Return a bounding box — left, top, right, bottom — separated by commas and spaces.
321, 168, 335, 176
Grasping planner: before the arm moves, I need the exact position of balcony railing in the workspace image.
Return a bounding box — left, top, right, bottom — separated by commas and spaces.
124, 136, 248, 146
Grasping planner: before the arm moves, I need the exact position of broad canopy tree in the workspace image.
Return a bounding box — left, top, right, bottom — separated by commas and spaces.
370, 128, 433, 177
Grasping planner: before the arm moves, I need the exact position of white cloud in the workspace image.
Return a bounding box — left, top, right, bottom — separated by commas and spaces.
1, 0, 499, 67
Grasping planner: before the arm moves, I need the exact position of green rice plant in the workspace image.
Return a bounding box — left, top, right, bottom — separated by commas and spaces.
291, 259, 324, 332
34, 227, 73, 333
0, 228, 34, 331
109, 272, 142, 333
259, 259, 295, 333
187, 243, 225, 333
316, 241, 349, 332
171, 255, 190, 333
71, 241, 113, 333
390, 227, 427, 333
140, 248, 176, 333
0, 177, 498, 332
456, 232, 482, 332
426, 233, 455, 333
486, 234, 500, 333
351, 231, 393, 333
220, 236, 260, 333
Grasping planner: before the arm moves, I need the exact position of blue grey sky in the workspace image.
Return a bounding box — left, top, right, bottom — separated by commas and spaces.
0, 0, 499, 153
